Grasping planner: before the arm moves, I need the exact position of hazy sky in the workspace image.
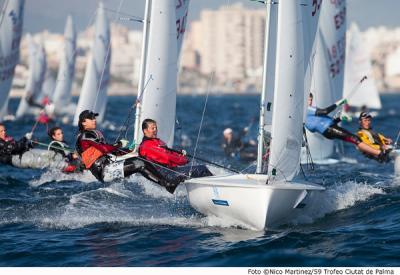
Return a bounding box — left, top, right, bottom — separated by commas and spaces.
2, 0, 400, 34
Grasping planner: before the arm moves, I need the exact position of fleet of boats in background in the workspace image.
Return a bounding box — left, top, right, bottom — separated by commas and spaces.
0, 0, 395, 231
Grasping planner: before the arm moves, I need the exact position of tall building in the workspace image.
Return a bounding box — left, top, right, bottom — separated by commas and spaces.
183, 4, 265, 91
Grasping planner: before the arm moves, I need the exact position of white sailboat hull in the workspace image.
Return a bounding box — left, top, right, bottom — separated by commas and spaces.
185, 174, 325, 231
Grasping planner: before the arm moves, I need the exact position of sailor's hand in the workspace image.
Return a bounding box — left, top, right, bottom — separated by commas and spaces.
335, 98, 347, 106
25, 132, 33, 140
181, 149, 187, 156
340, 113, 352, 122
119, 139, 129, 148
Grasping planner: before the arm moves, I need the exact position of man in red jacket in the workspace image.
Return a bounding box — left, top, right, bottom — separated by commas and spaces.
139, 118, 213, 192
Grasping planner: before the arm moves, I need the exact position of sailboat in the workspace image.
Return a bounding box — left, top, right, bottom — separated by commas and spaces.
52, 15, 77, 116
343, 22, 381, 111
15, 35, 47, 119
302, 0, 347, 164
184, 1, 325, 231
102, 0, 189, 180
73, 2, 110, 125
0, 0, 25, 121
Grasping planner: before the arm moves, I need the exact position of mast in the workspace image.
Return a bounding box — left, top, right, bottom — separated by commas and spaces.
133, 0, 151, 151
256, 2, 273, 174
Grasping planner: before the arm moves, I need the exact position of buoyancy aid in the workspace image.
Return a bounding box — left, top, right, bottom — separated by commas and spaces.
76, 129, 117, 169
357, 128, 386, 150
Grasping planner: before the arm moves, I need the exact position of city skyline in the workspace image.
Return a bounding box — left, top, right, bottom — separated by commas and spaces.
9, 0, 400, 34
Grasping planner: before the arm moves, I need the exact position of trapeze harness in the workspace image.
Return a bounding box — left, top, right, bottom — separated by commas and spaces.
305, 104, 361, 145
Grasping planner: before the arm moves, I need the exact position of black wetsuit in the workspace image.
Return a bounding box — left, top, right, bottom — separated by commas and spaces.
0, 136, 31, 165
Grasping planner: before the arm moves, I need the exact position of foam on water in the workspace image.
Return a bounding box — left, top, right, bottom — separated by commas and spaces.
291, 180, 385, 225
30, 169, 96, 187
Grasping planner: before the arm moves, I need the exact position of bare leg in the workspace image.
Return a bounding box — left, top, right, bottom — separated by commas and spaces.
357, 142, 381, 157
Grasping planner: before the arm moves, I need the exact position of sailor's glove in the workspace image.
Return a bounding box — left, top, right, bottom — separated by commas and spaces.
119, 139, 129, 148
340, 113, 352, 122
335, 98, 348, 106
25, 132, 33, 140
181, 149, 187, 156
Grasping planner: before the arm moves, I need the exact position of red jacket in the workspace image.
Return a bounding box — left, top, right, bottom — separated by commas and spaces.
139, 137, 188, 168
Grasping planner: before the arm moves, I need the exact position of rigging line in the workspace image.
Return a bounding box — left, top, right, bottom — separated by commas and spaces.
114, 74, 153, 143
189, 72, 214, 175
102, 7, 143, 21
92, 0, 125, 111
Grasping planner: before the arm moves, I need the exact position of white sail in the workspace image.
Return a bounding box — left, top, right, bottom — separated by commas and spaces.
267, 1, 305, 181
343, 22, 381, 109
135, 0, 189, 147
306, 0, 346, 161
73, 2, 110, 125
52, 15, 76, 115
16, 36, 47, 118
0, 0, 25, 120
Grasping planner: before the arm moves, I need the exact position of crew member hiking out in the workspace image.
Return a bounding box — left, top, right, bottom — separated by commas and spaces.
0, 123, 33, 165
139, 118, 213, 193
305, 93, 384, 160
75, 110, 173, 192
48, 126, 83, 173
357, 112, 393, 162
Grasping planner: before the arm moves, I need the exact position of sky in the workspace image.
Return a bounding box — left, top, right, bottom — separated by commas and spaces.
2, 0, 400, 34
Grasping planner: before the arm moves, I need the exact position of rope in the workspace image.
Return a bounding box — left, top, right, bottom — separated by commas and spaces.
190, 72, 214, 174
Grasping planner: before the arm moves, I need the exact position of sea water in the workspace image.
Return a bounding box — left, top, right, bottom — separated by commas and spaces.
0, 94, 399, 266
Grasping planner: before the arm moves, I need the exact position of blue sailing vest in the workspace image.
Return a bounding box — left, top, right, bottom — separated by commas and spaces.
305, 106, 334, 134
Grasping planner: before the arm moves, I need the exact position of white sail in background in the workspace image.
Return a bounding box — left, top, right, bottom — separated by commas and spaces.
0, 0, 25, 120
73, 2, 110, 125
267, 1, 305, 181
135, 0, 190, 147
305, 0, 346, 162
16, 36, 47, 118
52, 15, 76, 115
343, 22, 381, 109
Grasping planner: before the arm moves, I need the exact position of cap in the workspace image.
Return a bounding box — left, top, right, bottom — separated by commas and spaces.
79, 110, 98, 122
359, 111, 372, 120
223, 128, 233, 135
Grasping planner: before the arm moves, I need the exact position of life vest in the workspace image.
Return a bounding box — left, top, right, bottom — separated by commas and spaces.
76, 129, 113, 169
305, 106, 334, 134
357, 129, 385, 150
48, 140, 69, 157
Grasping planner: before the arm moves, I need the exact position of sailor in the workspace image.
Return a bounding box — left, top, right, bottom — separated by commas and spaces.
139, 118, 213, 193
305, 93, 382, 158
0, 123, 33, 165
48, 126, 83, 173
222, 127, 257, 160
75, 110, 170, 191
357, 112, 393, 162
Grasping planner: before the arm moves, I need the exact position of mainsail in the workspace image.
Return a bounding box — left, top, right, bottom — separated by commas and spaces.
259, 1, 320, 179
267, 1, 305, 181
306, 0, 346, 161
52, 15, 77, 115
16, 36, 47, 118
343, 22, 381, 109
73, 2, 111, 125
134, 0, 190, 147
0, 0, 25, 120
